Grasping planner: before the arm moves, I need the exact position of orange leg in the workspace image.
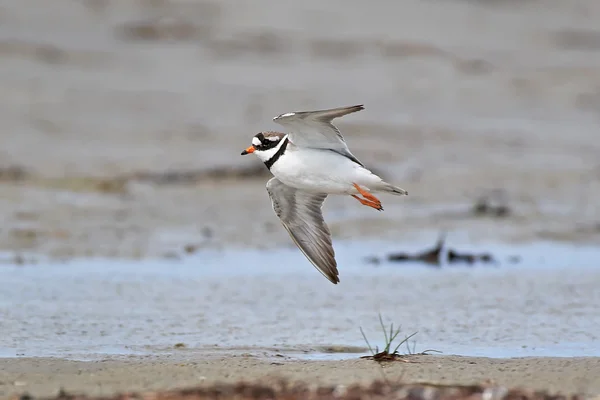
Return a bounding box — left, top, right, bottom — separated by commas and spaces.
351, 183, 383, 211
353, 183, 382, 204
351, 195, 383, 211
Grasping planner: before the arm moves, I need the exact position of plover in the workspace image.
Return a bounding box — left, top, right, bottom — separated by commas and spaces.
241, 105, 407, 284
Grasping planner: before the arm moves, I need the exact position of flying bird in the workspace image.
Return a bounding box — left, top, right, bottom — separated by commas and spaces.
241, 105, 407, 284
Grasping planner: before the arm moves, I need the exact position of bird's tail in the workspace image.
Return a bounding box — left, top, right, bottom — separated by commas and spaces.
379, 181, 408, 196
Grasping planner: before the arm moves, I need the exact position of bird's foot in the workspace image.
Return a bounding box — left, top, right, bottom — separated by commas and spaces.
351, 183, 383, 211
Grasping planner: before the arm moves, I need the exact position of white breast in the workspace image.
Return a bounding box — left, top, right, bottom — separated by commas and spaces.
270, 147, 383, 195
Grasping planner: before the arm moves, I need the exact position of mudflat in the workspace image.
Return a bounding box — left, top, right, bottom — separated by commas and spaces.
1, 0, 600, 260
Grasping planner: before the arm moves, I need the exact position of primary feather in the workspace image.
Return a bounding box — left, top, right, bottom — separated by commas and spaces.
266, 177, 339, 284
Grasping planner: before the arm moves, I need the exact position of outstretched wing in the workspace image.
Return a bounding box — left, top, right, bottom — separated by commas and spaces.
266, 178, 339, 284
272, 105, 364, 166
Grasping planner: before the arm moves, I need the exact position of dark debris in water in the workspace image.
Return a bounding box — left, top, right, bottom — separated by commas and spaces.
371, 234, 521, 267
387, 235, 445, 266
448, 248, 494, 264
14, 379, 585, 400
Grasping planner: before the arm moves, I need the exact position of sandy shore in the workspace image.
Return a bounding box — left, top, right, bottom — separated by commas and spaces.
2, 354, 600, 398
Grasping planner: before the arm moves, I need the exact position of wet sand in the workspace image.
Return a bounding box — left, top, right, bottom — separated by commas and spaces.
2, 0, 600, 398
2, 355, 600, 398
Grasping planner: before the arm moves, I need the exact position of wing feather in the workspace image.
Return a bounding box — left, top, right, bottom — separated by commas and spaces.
272, 105, 364, 165
266, 178, 339, 284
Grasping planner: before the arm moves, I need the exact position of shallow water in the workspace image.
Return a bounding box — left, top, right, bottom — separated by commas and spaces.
1, 238, 599, 360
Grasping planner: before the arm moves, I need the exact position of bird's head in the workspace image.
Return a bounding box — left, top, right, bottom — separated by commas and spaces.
241, 132, 287, 163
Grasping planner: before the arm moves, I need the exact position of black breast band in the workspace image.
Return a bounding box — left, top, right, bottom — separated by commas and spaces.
264, 137, 289, 170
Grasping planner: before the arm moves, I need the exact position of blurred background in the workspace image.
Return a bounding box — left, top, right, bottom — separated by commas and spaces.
1, 0, 600, 362
1, 0, 599, 259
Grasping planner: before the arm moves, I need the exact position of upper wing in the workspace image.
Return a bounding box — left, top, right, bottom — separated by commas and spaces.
266, 178, 339, 284
272, 105, 364, 164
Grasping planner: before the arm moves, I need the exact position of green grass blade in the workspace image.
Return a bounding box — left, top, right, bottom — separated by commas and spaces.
405, 336, 412, 355
360, 326, 375, 356
378, 313, 389, 351
420, 349, 443, 354
388, 322, 394, 353
389, 325, 402, 343
393, 331, 418, 354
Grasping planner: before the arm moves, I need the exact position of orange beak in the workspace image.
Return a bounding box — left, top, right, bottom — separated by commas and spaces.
241, 146, 255, 155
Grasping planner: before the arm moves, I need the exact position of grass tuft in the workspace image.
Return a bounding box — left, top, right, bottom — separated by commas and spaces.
359, 313, 441, 362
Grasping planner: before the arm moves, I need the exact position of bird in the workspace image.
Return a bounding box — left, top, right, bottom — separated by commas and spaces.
241, 105, 407, 284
